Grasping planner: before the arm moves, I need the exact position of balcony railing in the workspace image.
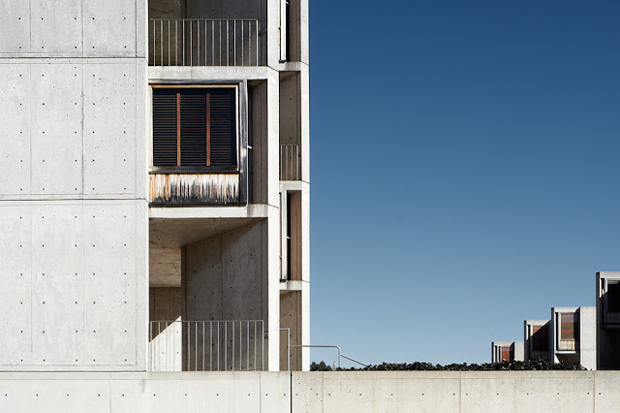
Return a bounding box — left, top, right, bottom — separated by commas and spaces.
149, 320, 265, 372
558, 339, 577, 351
280, 144, 301, 181
149, 19, 259, 66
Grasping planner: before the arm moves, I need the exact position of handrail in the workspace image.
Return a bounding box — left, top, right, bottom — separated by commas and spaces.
289, 344, 368, 369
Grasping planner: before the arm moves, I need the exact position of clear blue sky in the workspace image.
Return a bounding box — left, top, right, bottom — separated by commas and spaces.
309, 1, 620, 366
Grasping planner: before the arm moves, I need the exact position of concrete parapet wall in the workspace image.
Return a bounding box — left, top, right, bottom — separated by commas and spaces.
0, 371, 619, 412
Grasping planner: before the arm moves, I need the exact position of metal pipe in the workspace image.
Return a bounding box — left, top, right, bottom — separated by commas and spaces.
289, 345, 342, 369
280, 328, 291, 371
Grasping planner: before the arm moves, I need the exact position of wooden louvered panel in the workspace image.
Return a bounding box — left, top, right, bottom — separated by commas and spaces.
209, 90, 236, 167
180, 93, 207, 166
153, 92, 178, 166
153, 87, 237, 168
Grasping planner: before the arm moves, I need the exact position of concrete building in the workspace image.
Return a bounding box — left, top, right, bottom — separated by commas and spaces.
491, 341, 524, 363
551, 307, 596, 370
0, 0, 309, 375
524, 320, 551, 361
596, 271, 620, 369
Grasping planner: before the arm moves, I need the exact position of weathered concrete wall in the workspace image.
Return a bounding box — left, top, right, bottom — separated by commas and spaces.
0, 371, 619, 412
280, 291, 301, 370
0, 0, 148, 371
292, 371, 620, 413
183, 221, 273, 369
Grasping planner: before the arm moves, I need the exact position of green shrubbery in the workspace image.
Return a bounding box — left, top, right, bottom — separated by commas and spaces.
311, 360, 584, 371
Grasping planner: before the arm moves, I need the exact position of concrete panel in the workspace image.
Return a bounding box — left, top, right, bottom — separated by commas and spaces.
31, 0, 82, 54
0, 2, 30, 53
30, 64, 82, 195
221, 223, 264, 320
580, 306, 597, 370
280, 291, 301, 371
150, 288, 181, 321
292, 372, 461, 413
462, 372, 593, 413
594, 371, 620, 412
83, 0, 136, 56
279, 72, 300, 146
0, 207, 32, 366
135, 59, 149, 198
0, 375, 110, 413
0, 64, 30, 194
31, 207, 84, 366
83, 63, 137, 195
83, 203, 138, 366
0, 201, 146, 371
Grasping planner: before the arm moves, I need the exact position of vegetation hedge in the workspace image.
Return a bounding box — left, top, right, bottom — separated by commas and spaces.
311, 360, 584, 371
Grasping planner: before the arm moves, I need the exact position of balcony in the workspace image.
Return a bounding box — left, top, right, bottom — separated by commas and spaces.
149, 19, 260, 67
558, 339, 577, 351
149, 320, 265, 371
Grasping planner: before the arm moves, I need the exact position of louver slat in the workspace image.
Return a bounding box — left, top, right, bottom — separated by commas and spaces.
153, 91, 178, 166
209, 89, 236, 167
180, 93, 207, 166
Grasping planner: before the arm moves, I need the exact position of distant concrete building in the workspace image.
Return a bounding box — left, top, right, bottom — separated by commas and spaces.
524, 320, 551, 361
0, 0, 309, 377
596, 272, 620, 369
491, 341, 524, 363
551, 307, 596, 370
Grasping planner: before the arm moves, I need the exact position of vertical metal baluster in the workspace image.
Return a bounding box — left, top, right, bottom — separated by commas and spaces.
246, 321, 249, 371
191, 20, 193, 65
187, 321, 190, 371
217, 322, 220, 371
234, 20, 237, 66
204, 20, 208, 66
241, 20, 244, 65
254, 322, 257, 370
167, 20, 170, 66
182, 20, 185, 65
212, 20, 215, 66
209, 322, 213, 371
232, 321, 236, 371
202, 322, 205, 371
261, 321, 264, 371
175, 20, 178, 65
225, 322, 228, 371
197, 20, 200, 65
248, 21, 251, 66
195, 322, 198, 371
226, 20, 229, 66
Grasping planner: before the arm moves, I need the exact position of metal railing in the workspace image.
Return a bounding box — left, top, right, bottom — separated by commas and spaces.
558, 339, 577, 351
289, 345, 368, 369
280, 144, 301, 180
149, 320, 265, 371
149, 19, 259, 66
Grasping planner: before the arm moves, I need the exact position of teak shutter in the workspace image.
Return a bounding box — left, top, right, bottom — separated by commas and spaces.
180, 91, 207, 166
209, 89, 236, 167
152, 91, 178, 166
152, 87, 237, 168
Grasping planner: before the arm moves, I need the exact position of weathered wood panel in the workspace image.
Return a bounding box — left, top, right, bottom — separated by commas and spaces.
149, 173, 239, 205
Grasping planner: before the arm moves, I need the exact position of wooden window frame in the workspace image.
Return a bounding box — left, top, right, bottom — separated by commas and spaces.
151, 84, 240, 173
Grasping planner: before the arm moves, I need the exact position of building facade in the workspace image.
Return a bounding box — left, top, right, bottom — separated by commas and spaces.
0, 0, 309, 373
491, 341, 524, 363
